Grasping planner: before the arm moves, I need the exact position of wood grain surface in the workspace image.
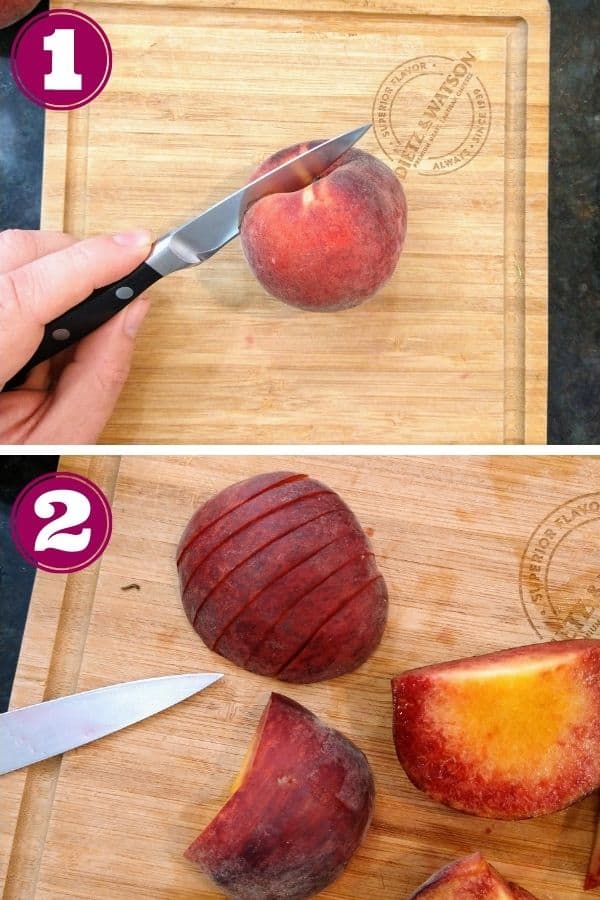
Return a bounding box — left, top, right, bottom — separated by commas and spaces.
42, 0, 549, 444
3, 454, 598, 899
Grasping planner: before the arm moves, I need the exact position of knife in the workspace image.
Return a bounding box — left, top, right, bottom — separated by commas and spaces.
4, 123, 371, 391
0, 672, 222, 775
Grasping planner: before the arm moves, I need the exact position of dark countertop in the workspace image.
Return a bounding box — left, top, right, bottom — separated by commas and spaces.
0, 1, 598, 710
0, 455, 57, 711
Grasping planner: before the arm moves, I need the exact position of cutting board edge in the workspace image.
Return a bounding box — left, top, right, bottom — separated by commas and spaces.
40, 0, 549, 444
0, 457, 123, 900
5, 453, 600, 900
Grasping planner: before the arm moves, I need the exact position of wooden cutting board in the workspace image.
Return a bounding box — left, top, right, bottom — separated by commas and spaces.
3, 454, 598, 899
42, 0, 549, 444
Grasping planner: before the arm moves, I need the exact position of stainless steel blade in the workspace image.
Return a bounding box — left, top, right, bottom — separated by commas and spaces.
0, 672, 223, 775
146, 123, 371, 276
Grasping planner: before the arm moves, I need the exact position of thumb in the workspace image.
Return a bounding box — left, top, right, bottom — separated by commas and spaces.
39, 295, 151, 443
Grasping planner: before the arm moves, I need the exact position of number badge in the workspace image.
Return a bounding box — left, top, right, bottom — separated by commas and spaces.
10, 472, 112, 573
10, 8, 112, 111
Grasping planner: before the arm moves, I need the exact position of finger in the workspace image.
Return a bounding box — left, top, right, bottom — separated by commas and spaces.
0, 228, 153, 385
19, 343, 75, 391
32, 295, 151, 444
0, 229, 76, 274
21, 359, 52, 391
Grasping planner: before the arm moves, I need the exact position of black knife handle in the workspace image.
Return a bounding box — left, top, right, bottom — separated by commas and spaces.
3, 261, 162, 392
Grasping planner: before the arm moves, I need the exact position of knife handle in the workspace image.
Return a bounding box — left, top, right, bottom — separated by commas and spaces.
2, 261, 162, 392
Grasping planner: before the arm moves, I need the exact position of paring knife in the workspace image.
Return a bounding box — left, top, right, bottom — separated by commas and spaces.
0, 672, 222, 775
4, 123, 371, 391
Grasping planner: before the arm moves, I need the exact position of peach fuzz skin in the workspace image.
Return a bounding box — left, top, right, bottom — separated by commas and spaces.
185, 693, 374, 900
392, 639, 600, 820
0, 1, 38, 27
409, 853, 539, 899
177, 471, 388, 684
240, 141, 407, 311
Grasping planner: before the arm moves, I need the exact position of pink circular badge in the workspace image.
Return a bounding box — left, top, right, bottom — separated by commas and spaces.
10, 8, 112, 111
10, 472, 113, 574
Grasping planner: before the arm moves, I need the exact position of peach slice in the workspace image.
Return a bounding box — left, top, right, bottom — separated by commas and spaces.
586, 813, 600, 890
185, 693, 374, 899
392, 640, 600, 819
409, 853, 539, 899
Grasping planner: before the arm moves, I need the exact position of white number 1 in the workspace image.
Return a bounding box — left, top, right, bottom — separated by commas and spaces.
44, 29, 82, 91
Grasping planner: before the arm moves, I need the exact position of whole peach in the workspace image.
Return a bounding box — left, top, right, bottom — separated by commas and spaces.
240, 140, 407, 311
0, 1, 39, 28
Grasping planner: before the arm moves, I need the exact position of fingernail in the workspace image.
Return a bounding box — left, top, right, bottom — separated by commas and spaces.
113, 228, 152, 247
124, 297, 150, 338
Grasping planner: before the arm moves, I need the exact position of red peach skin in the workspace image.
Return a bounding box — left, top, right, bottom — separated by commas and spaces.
185, 693, 374, 900
409, 853, 539, 899
392, 640, 600, 819
586, 812, 600, 890
178, 472, 387, 683
240, 141, 407, 311
0, 1, 38, 27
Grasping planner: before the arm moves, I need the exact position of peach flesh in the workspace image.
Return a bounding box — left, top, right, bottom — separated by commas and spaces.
409, 853, 538, 899
240, 140, 407, 311
185, 693, 374, 900
392, 640, 600, 819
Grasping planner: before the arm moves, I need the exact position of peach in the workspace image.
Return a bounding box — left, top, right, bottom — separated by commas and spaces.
185, 693, 374, 899
392, 640, 600, 819
177, 471, 387, 683
0, 1, 38, 27
586, 816, 600, 891
409, 853, 539, 899
240, 140, 407, 311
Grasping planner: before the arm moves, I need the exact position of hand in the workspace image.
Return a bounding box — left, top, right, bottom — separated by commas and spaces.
0, 228, 153, 444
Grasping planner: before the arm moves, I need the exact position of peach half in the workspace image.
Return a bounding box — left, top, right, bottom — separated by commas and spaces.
410, 853, 539, 899
392, 640, 600, 819
185, 693, 374, 899
177, 471, 387, 683
240, 140, 407, 311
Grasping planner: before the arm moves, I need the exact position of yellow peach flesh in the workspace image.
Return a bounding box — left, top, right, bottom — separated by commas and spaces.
429, 656, 588, 777
228, 705, 269, 795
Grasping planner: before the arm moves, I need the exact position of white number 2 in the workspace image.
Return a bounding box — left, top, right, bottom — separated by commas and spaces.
44, 29, 82, 91
34, 489, 91, 553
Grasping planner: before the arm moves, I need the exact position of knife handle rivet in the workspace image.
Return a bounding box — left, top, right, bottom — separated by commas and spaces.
115, 286, 134, 300
52, 328, 71, 341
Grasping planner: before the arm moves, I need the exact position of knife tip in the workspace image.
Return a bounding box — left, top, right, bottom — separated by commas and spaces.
342, 122, 372, 146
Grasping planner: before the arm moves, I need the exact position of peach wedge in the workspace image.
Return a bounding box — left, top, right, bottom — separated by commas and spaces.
185, 693, 374, 899
410, 853, 538, 899
392, 640, 600, 819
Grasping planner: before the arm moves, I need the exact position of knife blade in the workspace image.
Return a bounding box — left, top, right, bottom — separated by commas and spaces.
146, 122, 372, 275
3, 123, 371, 391
0, 672, 222, 775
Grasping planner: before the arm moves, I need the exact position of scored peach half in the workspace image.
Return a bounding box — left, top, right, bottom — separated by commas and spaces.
177, 471, 387, 683
185, 693, 374, 899
392, 640, 600, 819
409, 853, 539, 899
586, 815, 600, 891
